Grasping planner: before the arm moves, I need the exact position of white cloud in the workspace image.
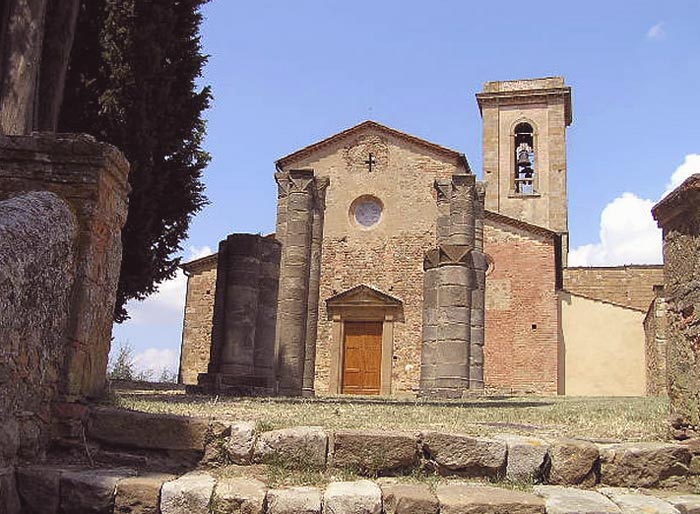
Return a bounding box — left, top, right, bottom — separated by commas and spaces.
133, 347, 179, 376
569, 154, 700, 267
126, 245, 213, 323
647, 22, 665, 40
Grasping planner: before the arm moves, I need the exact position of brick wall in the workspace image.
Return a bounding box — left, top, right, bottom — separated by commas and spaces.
563, 266, 663, 312
179, 255, 217, 385
484, 217, 560, 394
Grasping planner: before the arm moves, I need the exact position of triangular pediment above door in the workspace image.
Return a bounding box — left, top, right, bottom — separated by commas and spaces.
326, 284, 402, 308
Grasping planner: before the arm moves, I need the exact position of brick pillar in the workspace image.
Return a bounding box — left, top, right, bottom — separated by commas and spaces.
470, 182, 487, 389
420, 173, 479, 398
302, 176, 330, 397
652, 174, 700, 437
275, 169, 315, 396
0, 133, 129, 400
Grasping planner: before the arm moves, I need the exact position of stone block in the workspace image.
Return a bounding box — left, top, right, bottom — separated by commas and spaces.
114, 473, 175, 514
253, 426, 327, 468
0, 418, 20, 467
211, 477, 266, 514
599, 442, 691, 487
88, 407, 225, 452
494, 434, 548, 482
266, 486, 322, 514
436, 483, 545, 514
59, 467, 137, 514
323, 480, 381, 514
225, 421, 257, 465
0, 467, 20, 514
534, 485, 621, 514
545, 439, 599, 486
331, 430, 419, 475
421, 432, 506, 476
16, 465, 63, 514
160, 472, 216, 514
380, 482, 438, 514
599, 488, 680, 514
665, 495, 700, 514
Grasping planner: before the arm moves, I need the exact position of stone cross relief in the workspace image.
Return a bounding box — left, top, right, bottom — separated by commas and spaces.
364, 153, 377, 172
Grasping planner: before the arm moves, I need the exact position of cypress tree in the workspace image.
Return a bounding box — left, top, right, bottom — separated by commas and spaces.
61, 0, 211, 321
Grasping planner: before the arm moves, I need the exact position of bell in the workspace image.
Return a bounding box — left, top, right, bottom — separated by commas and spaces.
517, 148, 531, 167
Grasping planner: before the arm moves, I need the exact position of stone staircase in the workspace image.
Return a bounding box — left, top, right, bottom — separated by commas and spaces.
2, 406, 699, 513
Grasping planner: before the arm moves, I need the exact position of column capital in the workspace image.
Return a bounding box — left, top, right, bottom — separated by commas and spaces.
288, 168, 315, 194
434, 179, 451, 205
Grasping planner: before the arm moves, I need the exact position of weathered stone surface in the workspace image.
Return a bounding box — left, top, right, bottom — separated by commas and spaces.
114, 473, 175, 514
331, 430, 419, 474
253, 426, 327, 468
225, 421, 257, 465
323, 480, 382, 514
266, 486, 322, 514
599, 442, 691, 487
59, 467, 137, 514
380, 482, 438, 514
160, 472, 216, 514
534, 485, 621, 514
16, 465, 64, 514
0, 467, 20, 514
665, 494, 700, 514
436, 483, 545, 514
89, 407, 226, 452
421, 431, 506, 476
599, 488, 680, 514
0, 191, 77, 463
546, 439, 599, 486
211, 477, 266, 514
495, 434, 548, 482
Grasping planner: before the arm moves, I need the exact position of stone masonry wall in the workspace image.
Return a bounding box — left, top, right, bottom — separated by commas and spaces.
652, 174, 700, 435
0, 192, 77, 466
0, 134, 130, 401
644, 293, 668, 397
179, 254, 217, 385
563, 266, 664, 312
282, 126, 466, 395
484, 217, 560, 394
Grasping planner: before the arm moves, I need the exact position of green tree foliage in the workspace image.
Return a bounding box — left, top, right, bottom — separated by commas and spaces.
107, 341, 135, 380
60, 0, 211, 321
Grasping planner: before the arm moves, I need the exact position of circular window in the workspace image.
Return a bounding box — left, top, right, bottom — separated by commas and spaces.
350, 196, 383, 229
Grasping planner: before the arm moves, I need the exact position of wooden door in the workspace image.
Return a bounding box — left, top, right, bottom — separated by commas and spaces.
342, 321, 382, 395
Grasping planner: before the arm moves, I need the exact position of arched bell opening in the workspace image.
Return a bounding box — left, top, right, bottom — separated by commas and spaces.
513, 122, 536, 194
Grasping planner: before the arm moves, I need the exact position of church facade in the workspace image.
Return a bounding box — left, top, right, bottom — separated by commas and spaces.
179, 77, 665, 397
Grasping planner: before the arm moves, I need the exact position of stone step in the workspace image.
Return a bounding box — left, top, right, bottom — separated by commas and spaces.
8, 464, 700, 514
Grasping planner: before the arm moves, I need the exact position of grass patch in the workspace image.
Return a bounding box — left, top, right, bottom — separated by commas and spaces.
108, 389, 671, 442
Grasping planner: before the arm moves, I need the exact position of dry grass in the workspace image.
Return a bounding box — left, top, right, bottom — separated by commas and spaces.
108, 388, 671, 442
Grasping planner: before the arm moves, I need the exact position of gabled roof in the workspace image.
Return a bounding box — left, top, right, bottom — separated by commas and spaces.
326, 284, 402, 308
276, 120, 471, 171
181, 252, 218, 274
484, 210, 559, 239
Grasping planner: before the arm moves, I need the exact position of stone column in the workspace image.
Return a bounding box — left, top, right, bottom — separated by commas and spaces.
302, 176, 330, 397
420, 173, 478, 398
0, 133, 129, 400
652, 174, 700, 437
470, 182, 487, 389
275, 169, 316, 396
435, 179, 451, 245
254, 237, 282, 387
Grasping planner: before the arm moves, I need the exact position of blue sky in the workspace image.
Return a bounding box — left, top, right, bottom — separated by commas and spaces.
112, 0, 700, 376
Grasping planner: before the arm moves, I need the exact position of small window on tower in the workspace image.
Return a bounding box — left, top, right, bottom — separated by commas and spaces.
514, 122, 535, 194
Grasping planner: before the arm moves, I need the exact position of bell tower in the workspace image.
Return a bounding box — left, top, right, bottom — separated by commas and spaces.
476, 77, 572, 241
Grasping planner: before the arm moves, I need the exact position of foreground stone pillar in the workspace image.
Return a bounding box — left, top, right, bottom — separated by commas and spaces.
275, 169, 316, 396
0, 133, 129, 400
652, 174, 700, 437
302, 177, 330, 397
200, 234, 281, 394
420, 173, 482, 398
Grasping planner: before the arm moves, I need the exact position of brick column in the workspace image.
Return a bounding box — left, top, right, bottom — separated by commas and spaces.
652, 174, 700, 437
302, 176, 330, 397
0, 133, 129, 400
275, 169, 315, 396
470, 182, 487, 389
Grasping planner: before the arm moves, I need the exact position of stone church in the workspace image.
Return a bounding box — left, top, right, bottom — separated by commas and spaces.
179, 77, 665, 397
